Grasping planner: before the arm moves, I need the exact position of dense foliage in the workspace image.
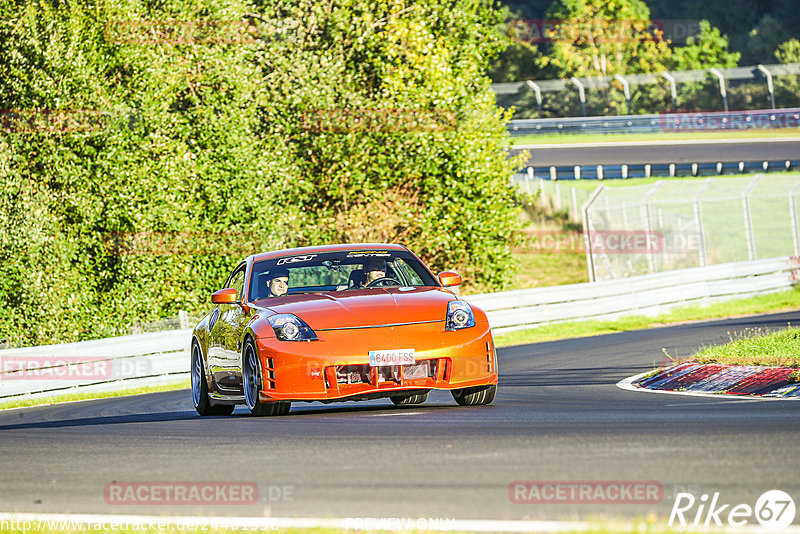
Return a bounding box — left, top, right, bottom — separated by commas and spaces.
0, 0, 525, 346
498, 0, 800, 72
489, 0, 800, 117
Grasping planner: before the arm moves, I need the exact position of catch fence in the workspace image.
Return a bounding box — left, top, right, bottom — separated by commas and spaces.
580, 174, 800, 281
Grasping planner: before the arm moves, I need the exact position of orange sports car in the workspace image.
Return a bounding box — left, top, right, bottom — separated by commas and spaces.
191, 244, 497, 416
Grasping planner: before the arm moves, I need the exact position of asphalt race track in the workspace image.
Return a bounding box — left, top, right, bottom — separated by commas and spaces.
1, 311, 799, 524
509, 137, 800, 167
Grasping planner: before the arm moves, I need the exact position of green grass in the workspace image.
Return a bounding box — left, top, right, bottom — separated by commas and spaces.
509, 127, 800, 146
493, 286, 800, 347
692, 327, 800, 367
562, 171, 789, 191
513, 251, 589, 288
0, 379, 189, 411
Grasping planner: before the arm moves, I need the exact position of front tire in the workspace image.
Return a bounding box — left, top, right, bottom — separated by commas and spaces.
391, 391, 429, 406
451, 384, 496, 406
192, 342, 234, 416
243, 339, 291, 417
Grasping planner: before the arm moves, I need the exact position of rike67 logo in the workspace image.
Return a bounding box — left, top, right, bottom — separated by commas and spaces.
669, 490, 796, 530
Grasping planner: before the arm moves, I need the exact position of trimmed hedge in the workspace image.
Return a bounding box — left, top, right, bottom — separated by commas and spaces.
0, 0, 525, 346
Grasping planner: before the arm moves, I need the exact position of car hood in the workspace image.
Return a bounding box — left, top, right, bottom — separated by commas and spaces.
255, 287, 457, 330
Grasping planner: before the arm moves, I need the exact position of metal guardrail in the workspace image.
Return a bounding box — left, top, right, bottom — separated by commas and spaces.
0, 329, 191, 400
493, 63, 800, 96
507, 107, 800, 136
1, 257, 795, 400
513, 160, 800, 183
466, 256, 796, 331
495, 62, 800, 119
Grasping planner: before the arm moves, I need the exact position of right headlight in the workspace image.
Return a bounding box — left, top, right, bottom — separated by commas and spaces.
268, 314, 318, 341
446, 301, 475, 331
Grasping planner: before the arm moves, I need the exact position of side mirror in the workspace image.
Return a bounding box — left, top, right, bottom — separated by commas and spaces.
438, 271, 462, 287
211, 288, 238, 304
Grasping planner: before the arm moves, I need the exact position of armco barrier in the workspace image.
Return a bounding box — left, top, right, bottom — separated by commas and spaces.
465, 256, 797, 331
0, 256, 796, 400
507, 108, 800, 137
0, 329, 191, 400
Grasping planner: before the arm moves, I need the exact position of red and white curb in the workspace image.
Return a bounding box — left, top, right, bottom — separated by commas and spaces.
618, 363, 800, 400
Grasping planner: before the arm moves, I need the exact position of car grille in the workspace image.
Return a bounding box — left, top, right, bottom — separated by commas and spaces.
336, 364, 371, 385
265, 357, 276, 389
333, 359, 439, 386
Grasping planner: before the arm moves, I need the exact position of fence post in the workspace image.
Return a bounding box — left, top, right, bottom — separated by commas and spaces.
614, 74, 631, 115
526, 166, 534, 195
538, 177, 548, 207
642, 181, 663, 274
756, 65, 775, 110
661, 72, 678, 113
571, 187, 579, 222
791, 181, 800, 256
621, 200, 629, 227
570, 77, 587, 117
742, 174, 762, 261
694, 178, 713, 267
526, 80, 543, 117
554, 182, 562, 211
709, 68, 728, 113
582, 185, 606, 283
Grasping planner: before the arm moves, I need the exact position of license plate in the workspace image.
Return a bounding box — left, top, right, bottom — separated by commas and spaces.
369, 349, 416, 367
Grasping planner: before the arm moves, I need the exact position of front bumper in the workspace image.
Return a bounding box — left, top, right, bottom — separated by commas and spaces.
255, 321, 497, 402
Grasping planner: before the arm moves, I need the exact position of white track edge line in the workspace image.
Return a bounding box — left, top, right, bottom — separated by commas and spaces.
3, 512, 800, 533
0, 512, 588, 533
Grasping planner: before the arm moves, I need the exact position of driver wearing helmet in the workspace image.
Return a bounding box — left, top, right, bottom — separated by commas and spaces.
266, 267, 290, 297
363, 257, 386, 286
349, 257, 387, 289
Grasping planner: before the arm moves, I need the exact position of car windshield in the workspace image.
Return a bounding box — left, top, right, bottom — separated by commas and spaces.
248, 249, 439, 301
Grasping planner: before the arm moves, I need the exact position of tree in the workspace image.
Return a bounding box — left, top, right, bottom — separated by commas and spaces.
254, 0, 525, 289
775, 39, 800, 64
774, 39, 800, 108
540, 0, 673, 78
0, 0, 525, 345
739, 15, 789, 65
671, 20, 740, 71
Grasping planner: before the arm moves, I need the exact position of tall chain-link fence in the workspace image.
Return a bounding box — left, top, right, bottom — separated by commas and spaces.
578, 174, 800, 280
513, 170, 593, 223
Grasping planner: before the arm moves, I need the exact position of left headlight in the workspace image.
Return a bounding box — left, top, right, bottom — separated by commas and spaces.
268, 314, 318, 341
446, 301, 475, 331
